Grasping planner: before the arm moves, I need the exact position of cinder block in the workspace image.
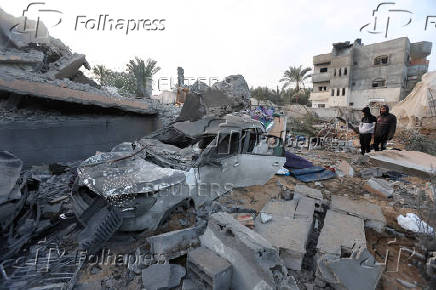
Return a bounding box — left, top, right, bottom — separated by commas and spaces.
187, 247, 232, 290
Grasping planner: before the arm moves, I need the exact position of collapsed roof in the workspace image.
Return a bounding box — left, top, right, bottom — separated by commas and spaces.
0, 8, 156, 115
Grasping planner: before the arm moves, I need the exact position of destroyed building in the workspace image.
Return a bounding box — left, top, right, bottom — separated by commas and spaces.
0, 8, 179, 168
310, 37, 432, 108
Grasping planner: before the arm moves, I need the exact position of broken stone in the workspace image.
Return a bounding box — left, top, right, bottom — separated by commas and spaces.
364, 178, 394, 198
294, 184, 323, 202
330, 195, 386, 232
359, 167, 388, 179
369, 150, 436, 178
255, 199, 313, 270
141, 264, 186, 290
187, 246, 232, 290
48, 53, 88, 80
317, 245, 383, 290
317, 210, 366, 256
200, 212, 296, 289
147, 224, 204, 260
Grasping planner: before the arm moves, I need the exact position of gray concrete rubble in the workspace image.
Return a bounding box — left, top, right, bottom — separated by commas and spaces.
0, 151, 23, 205
364, 177, 394, 198
48, 53, 90, 80
141, 264, 186, 290
294, 184, 324, 202
335, 160, 354, 177
317, 210, 366, 256
330, 195, 386, 232
368, 150, 436, 178
200, 212, 299, 290
359, 167, 388, 179
186, 246, 232, 290
0, 8, 49, 48
316, 245, 383, 290
255, 199, 314, 270
177, 75, 251, 122
147, 222, 206, 260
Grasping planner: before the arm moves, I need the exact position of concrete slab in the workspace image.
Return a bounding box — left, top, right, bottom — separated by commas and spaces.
318, 245, 383, 290
363, 178, 394, 198
294, 184, 324, 201
200, 212, 295, 290
147, 225, 204, 260
259, 200, 297, 218
255, 216, 312, 270
187, 246, 232, 290
330, 195, 386, 232
369, 150, 436, 177
254, 199, 314, 270
141, 264, 185, 290
317, 210, 366, 256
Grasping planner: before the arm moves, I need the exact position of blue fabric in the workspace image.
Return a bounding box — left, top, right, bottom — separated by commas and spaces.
290, 166, 336, 182
284, 151, 313, 169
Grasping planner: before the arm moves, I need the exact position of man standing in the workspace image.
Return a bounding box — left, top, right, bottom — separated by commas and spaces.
373, 105, 397, 151
358, 107, 377, 155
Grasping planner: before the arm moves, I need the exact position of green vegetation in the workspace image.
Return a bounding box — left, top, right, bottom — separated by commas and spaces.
92, 57, 160, 98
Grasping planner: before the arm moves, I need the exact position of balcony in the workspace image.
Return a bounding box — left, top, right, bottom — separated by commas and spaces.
312, 72, 330, 83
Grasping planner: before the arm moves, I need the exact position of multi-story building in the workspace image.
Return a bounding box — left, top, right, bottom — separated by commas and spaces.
309, 38, 432, 108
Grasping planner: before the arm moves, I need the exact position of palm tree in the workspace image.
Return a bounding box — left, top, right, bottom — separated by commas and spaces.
279, 65, 312, 104
127, 57, 161, 98
92, 65, 109, 86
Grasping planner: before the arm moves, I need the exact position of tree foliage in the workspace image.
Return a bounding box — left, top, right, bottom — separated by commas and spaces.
279, 65, 312, 104
92, 57, 160, 98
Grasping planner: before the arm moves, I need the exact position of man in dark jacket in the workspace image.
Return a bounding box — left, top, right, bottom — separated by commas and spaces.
358, 107, 377, 155
373, 105, 397, 151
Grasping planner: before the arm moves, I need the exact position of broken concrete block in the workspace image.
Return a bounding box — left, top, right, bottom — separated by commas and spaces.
254, 199, 313, 271
141, 264, 186, 290
369, 150, 436, 178
359, 167, 388, 179
187, 247, 232, 290
147, 224, 204, 260
317, 245, 383, 290
294, 197, 315, 221
294, 184, 323, 201
330, 195, 386, 232
255, 216, 312, 271
317, 210, 366, 256
364, 178, 394, 198
49, 53, 88, 80
258, 200, 297, 218
200, 212, 295, 290
336, 160, 354, 177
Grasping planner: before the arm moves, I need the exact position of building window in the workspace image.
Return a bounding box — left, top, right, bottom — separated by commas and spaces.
331, 89, 334, 96
344, 67, 348, 75
334, 69, 336, 77
318, 104, 326, 108
338, 68, 342, 77
324, 86, 327, 91
372, 78, 386, 88
320, 67, 328, 73
342, 88, 346, 96
374, 55, 388, 65
349, 102, 354, 106
336, 88, 340, 96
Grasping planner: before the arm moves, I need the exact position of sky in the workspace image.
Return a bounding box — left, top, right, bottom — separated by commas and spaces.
2, 0, 436, 93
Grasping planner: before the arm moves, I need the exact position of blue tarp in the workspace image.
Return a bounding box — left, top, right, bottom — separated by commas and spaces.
284, 151, 313, 170
290, 166, 336, 183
